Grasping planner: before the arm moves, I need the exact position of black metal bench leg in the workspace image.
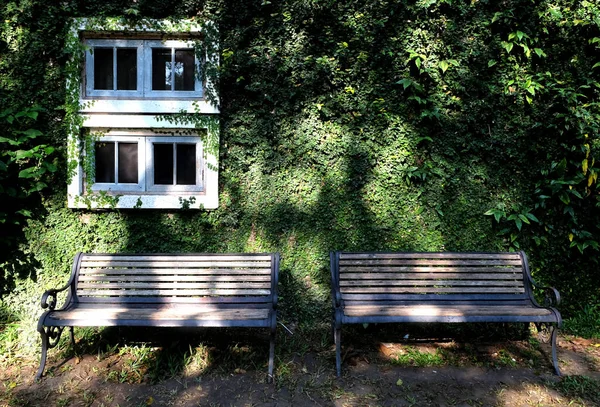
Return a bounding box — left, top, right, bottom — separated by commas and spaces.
334, 327, 341, 377
268, 327, 276, 383
551, 325, 561, 376
35, 328, 50, 380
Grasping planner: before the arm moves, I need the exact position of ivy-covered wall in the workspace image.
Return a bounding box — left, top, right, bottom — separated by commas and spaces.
1, 0, 599, 334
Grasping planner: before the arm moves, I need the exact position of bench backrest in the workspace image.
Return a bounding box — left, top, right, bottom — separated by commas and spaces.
332, 252, 534, 307
72, 253, 279, 305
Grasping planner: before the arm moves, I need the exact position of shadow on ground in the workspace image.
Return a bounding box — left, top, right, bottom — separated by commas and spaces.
2, 328, 600, 407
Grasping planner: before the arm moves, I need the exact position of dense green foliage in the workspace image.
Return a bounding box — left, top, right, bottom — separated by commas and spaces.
1, 0, 599, 348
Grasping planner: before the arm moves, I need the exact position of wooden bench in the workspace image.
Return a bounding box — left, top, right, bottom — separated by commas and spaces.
330, 251, 562, 376
36, 252, 280, 380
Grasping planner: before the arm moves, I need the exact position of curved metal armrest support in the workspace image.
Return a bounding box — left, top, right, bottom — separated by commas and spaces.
41, 289, 60, 310
40, 279, 73, 310
531, 279, 561, 307
541, 286, 561, 307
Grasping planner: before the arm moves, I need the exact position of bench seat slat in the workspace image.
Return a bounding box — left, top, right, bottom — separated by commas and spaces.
45, 306, 272, 327
77, 282, 271, 289
78, 275, 271, 282
340, 272, 524, 280
341, 293, 529, 301
79, 268, 272, 276
339, 253, 521, 260
77, 296, 273, 304
339, 280, 524, 287
77, 289, 270, 296
343, 304, 553, 318
341, 287, 525, 294
339, 259, 522, 266
339, 267, 523, 274
80, 261, 271, 268
81, 255, 273, 262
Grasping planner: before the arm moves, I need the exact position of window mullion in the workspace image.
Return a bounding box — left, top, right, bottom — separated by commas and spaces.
173, 143, 177, 185
113, 47, 117, 91
114, 141, 119, 184
171, 48, 175, 91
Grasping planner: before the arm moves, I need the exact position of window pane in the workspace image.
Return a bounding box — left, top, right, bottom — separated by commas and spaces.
93, 48, 113, 90
154, 143, 174, 184
116, 48, 137, 90
174, 49, 195, 91
95, 142, 115, 183
176, 144, 196, 185
152, 49, 172, 90
118, 143, 138, 183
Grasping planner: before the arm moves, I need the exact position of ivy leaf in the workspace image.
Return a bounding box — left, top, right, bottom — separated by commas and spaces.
22, 129, 43, 139
396, 78, 413, 90
502, 42, 514, 53
439, 60, 449, 73
15, 150, 34, 160
18, 167, 39, 179
514, 218, 523, 231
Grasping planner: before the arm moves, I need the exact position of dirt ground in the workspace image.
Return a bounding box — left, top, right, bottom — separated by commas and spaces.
2, 328, 600, 407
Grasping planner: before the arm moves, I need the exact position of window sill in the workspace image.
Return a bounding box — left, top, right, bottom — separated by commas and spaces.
80, 98, 219, 114
67, 193, 218, 209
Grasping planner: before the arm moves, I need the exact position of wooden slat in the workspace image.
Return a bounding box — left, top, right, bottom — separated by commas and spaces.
341, 293, 529, 302
78, 275, 271, 282
344, 305, 549, 316
78, 268, 272, 275
339, 267, 523, 273
80, 261, 271, 268
82, 254, 273, 262
339, 280, 524, 287
340, 287, 525, 294
77, 289, 270, 296
340, 252, 521, 260
77, 282, 271, 289
339, 259, 522, 266
339, 272, 523, 280
48, 307, 270, 321
343, 299, 532, 307
343, 305, 552, 317
77, 296, 272, 304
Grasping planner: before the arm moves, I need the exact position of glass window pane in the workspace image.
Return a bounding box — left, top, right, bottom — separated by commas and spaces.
176, 144, 196, 185
93, 48, 113, 90
116, 48, 137, 90
118, 142, 138, 183
152, 49, 172, 90
154, 143, 174, 184
174, 49, 195, 91
95, 142, 115, 183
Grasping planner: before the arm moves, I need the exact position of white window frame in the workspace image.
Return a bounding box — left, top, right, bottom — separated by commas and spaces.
90, 135, 146, 192
146, 136, 204, 193
89, 131, 204, 194
143, 40, 203, 99
85, 39, 144, 98
84, 39, 203, 99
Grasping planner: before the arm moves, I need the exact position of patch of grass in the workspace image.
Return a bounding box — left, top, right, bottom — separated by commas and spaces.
549, 375, 600, 405
390, 346, 445, 367
564, 305, 600, 339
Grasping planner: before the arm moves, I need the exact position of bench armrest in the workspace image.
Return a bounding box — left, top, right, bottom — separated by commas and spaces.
537, 286, 561, 307
530, 278, 561, 307
41, 289, 61, 310
40, 252, 82, 311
